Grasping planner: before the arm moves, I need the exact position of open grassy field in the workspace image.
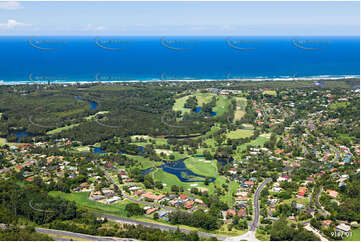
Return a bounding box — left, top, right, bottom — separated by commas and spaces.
233, 97, 247, 122
280, 197, 310, 206
217, 223, 248, 236
184, 157, 228, 193
46, 123, 80, 135
173, 92, 216, 115
226, 129, 254, 139
152, 160, 225, 195
153, 169, 190, 191
173, 95, 192, 114
74, 146, 90, 152
48, 191, 132, 217
262, 90, 277, 96
184, 158, 218, 177
0, 137, 22, 147
329, 102, 349, 110
234, 110, 245, 121
213, 96, 232, 117
131, 135, 169, 146
126, 154, 163, 170
234, 134, 270, 160
343, 227, 360, 241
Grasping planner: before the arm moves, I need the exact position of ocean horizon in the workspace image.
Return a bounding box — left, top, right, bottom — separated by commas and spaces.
0, 36, 359, 84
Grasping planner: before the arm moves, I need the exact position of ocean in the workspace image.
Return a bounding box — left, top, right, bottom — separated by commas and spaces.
0, 36, 359, 84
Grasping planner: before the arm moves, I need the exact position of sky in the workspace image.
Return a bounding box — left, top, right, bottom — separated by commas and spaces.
0, 1, 359, 36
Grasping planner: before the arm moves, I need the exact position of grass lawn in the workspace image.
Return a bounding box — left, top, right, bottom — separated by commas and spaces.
220, 180, 239, 206
173, 95, 192, 114
233, 97, 247, 122
46, 123, 80, 135
85, 111, 109, 120
131, 136, 169, 146
74, 146, 90, 152
343, 227, 360, 241
217, 223, 248, 236
173, 92, 216, 115
153, 166, 222, 195
234, 134, 270, 160
48, 191, 132, 217
184, 157, 218, 177
226, 129, 254, 139
329, 101, 349, 110
184, 157, 228, 195
280, 197, 310, 206
125, 154, 162, 170
256, 228, 270, 241
213, 96, 232, 117
39, 233, 88, 241
234, 110, 245, 121
0, 137, 22, 147
262, 90, 277, 96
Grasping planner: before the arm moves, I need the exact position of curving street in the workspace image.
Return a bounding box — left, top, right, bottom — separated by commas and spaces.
100, 214, 227, 240
251, 178, 272, 231
224, 178, 272, 242
35, 228, 133, 241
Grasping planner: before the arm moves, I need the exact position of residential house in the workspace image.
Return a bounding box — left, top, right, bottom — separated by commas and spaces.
326, 189, 338, 198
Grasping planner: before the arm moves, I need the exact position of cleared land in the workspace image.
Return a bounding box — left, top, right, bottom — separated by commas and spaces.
173, 92, 216, 115
262, 90, 277, 96
234, 97, 247, 121
226, 129, 254, 139
46, 123, 80, 135
48, 191, 132, 217
343, 228, 360, 241
213, 96, 232, 117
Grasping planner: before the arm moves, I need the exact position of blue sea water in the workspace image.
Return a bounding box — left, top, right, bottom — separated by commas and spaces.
0, 36, 359, 83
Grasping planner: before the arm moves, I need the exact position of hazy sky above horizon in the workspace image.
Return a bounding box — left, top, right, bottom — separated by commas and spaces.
0, 1, 359, 36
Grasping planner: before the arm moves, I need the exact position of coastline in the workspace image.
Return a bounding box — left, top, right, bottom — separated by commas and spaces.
0, 74, 359, 86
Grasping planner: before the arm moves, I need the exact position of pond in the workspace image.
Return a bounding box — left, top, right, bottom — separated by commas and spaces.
139, 145, 144, 154
93, 147, 107, 154
194, 107, 216, 117
74, 96, 98, 110
194, 107, 202, 113
218, 157, 234, 167
142, 158, 216, 183
9, 130, 33, 143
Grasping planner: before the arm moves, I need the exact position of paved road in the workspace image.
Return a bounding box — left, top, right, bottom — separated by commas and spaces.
36, 228, 132, 241
329, 145, 340, 163
251, 178, 272, 231
1, 224, 131, 241
304, 223, 329, 241
259, 103, 267, 123
224, 178, 272, 242
224, 231, 259, 242
315, 186, 330, 217
100, 214, 227, 240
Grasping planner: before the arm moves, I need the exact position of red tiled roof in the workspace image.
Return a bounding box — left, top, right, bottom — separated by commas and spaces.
184, 201, 195, 209
146, 208, 158, 215
227, 209, 236, 217
143, 192, 165, 201
238, 208, 247, 217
